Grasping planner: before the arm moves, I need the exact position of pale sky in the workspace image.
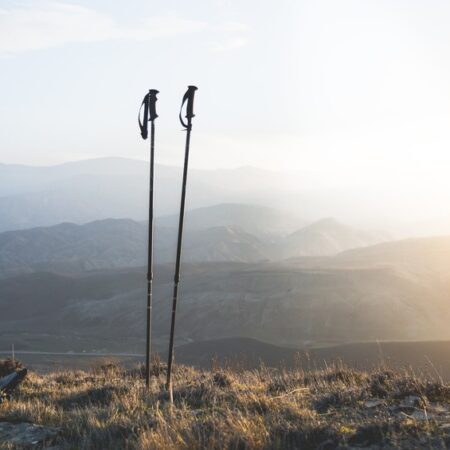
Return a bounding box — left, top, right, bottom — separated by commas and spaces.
1, 0, 450, 191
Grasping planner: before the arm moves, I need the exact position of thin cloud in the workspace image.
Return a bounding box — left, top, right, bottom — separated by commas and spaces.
124, 15, 208, 40
211, 21, 249, 51
217, 21, 249, 33
211, 36, 248, 52
0, 2, 207, 55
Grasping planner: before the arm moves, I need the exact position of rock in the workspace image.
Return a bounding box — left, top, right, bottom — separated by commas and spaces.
400, 395, 422, 408
411, 410, 434, 421
0, 421, 60, 446
364, 399, 383, 408
389, 405, 415, 415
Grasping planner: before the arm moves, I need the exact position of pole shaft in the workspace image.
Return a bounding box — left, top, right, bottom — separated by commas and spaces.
146, 120, 155, 388
166, 119, 192, 392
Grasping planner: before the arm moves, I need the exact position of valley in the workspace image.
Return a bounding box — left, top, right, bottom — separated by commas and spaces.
2, 232, 450, 358
1, 159, 450, 382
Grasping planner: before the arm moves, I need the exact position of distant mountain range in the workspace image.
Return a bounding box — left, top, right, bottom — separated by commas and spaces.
3, 157, 450, 237
2, 234, 450, 352
281, 217, 388, 258
0, 205, 388, 275
158, 203, 304, 237
2, 156, 448, 357
0, 158, 309, 232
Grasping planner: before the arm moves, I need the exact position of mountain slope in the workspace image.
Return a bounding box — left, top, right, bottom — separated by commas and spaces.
0, 215, 390, 275
282, 217, 389, 257
2, 236, 450, 350
182, 226, 268, 262
0, 214, 273, 274
0, 219, 147, 273
335, 235, 450, 272
157, 203, 304, 237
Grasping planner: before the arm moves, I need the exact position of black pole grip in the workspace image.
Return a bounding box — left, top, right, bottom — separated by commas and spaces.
185, 85, 197, 119
139, 89, 159, 140
179, 85, 198, 128
148, 89, 159, 121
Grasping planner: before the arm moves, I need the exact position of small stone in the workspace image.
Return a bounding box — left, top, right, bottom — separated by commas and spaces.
364, 399, 383, 408
411, 410, 434, 421
0, 422, 60, 446
400, 396, 421, 408
390, 405, 415, 415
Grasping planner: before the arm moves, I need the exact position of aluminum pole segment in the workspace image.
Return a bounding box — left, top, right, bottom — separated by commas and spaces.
166, 86, 197, 399
145, 119, 155, 388
166, 119, 192, 396
139, 89, 159, 389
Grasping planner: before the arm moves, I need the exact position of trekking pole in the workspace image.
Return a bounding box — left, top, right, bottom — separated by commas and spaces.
138, 89, 159, 388
166, 85, 198, 400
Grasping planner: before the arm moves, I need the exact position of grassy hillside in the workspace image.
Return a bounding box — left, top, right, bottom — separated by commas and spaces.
5, 338, 450, 384
1, 361, 450, 449
176, 338, 450, 381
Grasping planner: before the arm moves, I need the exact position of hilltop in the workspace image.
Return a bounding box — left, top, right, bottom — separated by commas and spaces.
1, 361, 450, 449
0, 213, 386, 274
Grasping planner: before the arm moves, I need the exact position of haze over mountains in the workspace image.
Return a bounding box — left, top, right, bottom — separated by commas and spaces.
0, 158, 307, 232
0, 185, 448, 353
2, 157, 450, 236
2, 157, 450, 369
0, 209, 388, 275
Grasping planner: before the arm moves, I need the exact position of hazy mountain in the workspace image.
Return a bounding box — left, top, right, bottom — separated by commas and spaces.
0, 210, 272, 274
3, 158, 450, 237
0, 160, 308, 200
154, 225, 270, 264
0, 219, 265, 273
157, 203, 304, 237
182, 226, 268, 263
0, 158, 147, 197
0, 158, 306, 232
0, 219, 147, 274
0, 213, 388, 275
2, 235, 450, 352
282, 217, 389, 258
335, 235, 450, 271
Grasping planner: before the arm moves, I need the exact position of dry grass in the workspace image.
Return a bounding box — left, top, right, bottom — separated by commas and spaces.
2, 359, 450, 449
